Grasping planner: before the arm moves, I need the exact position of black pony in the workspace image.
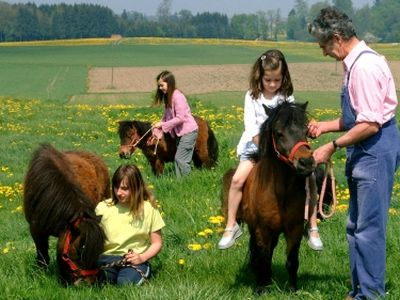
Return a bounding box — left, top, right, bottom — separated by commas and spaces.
23, 144, 109, 285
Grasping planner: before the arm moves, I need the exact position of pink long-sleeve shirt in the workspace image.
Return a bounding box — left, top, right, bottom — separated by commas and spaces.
343, 40, 398, 126
160, 89, 198, 137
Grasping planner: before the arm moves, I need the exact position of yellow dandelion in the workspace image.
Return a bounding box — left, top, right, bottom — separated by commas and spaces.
204, 228, 213, 235
2, 247, 9, 254
208, 215, 225, 224
336, 204, 349, 212
389, 208, 398, 216
203, 242, 212, 250
188, 243, 202, 251
178, 259, 185, 265
198, 231, 206, 237
15, 206, 23, 213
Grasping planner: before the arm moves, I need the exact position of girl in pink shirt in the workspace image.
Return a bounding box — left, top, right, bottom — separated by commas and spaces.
153, 70, 199, 177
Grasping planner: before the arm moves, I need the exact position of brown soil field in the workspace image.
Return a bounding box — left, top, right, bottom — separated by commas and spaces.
88, 62, 400, 95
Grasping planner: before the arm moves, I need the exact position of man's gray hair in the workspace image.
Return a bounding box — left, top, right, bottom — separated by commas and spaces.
308, 7, 356, 43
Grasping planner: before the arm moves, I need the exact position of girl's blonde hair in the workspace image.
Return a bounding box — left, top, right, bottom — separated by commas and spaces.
249, 49, 293, 100
111, 164, 156, 217
154, 70, 176, 108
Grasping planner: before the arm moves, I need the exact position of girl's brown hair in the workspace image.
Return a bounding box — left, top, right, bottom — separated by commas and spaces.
111, 164, 156, 217
154, 70, 176, 108
249, 49, 293, 100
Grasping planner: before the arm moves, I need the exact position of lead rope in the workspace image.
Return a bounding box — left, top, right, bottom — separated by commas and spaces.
132, 127, 154, 148
305, 161, 337, 220
101, 249, 147, 279
131, 126, 160, 155
318, 161, 337, 219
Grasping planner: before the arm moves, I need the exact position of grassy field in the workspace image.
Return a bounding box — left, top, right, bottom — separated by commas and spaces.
0, 38, 399, 299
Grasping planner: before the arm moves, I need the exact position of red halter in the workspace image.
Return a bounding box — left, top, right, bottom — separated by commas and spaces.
272, 135, 311, 167
61, 219, 99, 279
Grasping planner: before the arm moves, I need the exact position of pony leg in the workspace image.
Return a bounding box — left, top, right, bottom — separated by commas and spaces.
151, 159, 165, 176
32, 233, 50, 268
285, 228, 303, 291
249, 227, 278, 294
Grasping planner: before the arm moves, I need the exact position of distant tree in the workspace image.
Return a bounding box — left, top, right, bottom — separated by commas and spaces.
273, 9, 286, 40
370, 0, 400, 42
333, 0, 354, 19
157, 0, 172, 22
353, 5, 372, 40
13, 5, 40, 40
286, 0, 309, 40
176, 10, 196, 37
309, 1, 330, 20
192, 12, 229, 38
0, 2, 16, 41
230, 13, 258, 39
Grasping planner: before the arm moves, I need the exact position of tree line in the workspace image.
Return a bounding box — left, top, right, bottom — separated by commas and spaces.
0, 0, 398, 43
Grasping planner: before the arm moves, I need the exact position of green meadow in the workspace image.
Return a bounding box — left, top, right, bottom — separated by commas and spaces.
0, 38, 399, 299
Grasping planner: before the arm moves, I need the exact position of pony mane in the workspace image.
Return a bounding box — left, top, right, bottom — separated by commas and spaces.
118, 120, 152, 139
24, 143, 97, 233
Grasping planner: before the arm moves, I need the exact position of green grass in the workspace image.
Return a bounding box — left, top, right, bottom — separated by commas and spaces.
0, 38, 398, 101
0, 38, 399, 299
0, 94, 399, 299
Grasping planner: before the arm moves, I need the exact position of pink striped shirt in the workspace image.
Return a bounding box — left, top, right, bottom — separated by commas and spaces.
160, 89, 198, 137
343, 41, 398, 126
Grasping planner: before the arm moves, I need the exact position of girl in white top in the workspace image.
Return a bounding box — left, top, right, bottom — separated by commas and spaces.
218, 49, 323, 251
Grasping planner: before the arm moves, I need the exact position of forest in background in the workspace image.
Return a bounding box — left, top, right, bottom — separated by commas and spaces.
0, 0, 399, 42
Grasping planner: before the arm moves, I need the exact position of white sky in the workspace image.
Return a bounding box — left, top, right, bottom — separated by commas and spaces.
4, 0, 375, 16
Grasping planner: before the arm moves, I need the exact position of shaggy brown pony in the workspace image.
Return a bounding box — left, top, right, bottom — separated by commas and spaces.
118, 115, 218, 176
222, 101, 316, 293
23, 143, 110, 285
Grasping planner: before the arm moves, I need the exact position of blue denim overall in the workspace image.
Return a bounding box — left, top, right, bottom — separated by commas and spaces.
343, 51, 400, 299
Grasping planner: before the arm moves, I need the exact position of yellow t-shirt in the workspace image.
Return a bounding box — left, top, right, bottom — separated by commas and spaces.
95, 199, 165, 256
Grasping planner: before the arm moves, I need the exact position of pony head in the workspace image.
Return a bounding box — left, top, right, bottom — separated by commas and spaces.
260, 101, 315, 176
57, 217, 106, 286
118, 120, 153, 159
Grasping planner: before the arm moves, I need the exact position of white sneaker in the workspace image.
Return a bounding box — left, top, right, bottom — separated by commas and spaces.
308, 227, 323, 251
218, 223, 242, 250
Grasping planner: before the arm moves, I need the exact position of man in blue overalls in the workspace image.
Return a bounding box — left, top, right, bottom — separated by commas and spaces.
307, 7, 400, 300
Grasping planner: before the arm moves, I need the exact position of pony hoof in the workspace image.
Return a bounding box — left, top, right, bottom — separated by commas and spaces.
254, 286, 266, 296
37, 259, 49, 269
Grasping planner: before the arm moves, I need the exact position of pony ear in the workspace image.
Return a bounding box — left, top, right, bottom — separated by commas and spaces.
262, 104, 274, 117
300, 101, 309, 110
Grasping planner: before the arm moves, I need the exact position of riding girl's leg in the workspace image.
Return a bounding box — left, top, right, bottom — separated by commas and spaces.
307, 200, 323, 251
174, 130, 198, 177
218, 159, 254, 249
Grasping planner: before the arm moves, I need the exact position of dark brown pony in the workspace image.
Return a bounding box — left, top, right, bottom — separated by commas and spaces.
118, 115, 218, 176
23, 143, 110, 285
222, 101, 315, 293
